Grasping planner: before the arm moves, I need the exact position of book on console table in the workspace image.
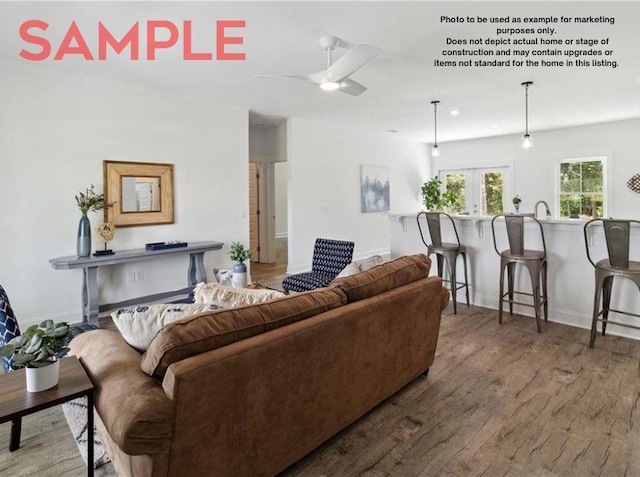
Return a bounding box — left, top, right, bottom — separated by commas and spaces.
145, 241, 188, 251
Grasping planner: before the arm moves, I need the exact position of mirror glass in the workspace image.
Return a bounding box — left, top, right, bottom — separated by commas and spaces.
121, 176, 161, 212
104, 161, 174, 227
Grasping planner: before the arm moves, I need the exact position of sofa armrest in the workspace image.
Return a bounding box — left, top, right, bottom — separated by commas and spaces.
70, 330, 175, 456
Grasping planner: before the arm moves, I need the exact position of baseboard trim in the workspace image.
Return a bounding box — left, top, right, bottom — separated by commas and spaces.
275, 233, 288, 239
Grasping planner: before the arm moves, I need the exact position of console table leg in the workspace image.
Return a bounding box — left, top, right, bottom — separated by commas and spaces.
9, 417, 21, 452
87, 391, 94, 477
188, 252, 207, 286
82, 267, 99, 326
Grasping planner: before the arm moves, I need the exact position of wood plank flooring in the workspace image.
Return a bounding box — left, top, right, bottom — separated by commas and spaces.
3, 252, 640, 476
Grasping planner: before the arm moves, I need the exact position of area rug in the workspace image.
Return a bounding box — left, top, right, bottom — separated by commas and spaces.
62, 397, 111, 469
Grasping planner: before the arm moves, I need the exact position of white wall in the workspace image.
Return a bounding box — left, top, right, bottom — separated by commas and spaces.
287, 118, 429, 273
432, 118, 640, 218
249, 124, 287, 163
0, 66, 249, 328
275, 162, 288, 238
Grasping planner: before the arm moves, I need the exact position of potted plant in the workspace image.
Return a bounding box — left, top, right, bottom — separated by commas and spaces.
421, 177, 460, 214
0, 320, 70, 392
229, 242, 252, 288
421, 177, 444, 211
75, 184, 114, 258
512, 195, 522, 214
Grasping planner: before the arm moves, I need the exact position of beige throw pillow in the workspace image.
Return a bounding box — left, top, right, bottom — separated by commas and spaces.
336, 262, 361, 278
111, 303, 222, 352
193, 282, 285, 308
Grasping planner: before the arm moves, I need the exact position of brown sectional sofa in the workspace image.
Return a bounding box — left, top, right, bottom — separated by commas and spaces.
70, 254, 449, 477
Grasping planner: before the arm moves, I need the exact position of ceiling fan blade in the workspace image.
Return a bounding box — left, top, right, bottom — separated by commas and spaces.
338, 78, 367, 96
253, 74, 317, 84
324, 44, 380, 82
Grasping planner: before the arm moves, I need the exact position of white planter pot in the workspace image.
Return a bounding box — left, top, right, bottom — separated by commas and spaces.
232, 272, 248, 288
25, 360, 60, 392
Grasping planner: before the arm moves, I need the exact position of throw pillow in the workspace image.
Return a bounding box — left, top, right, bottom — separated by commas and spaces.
193, 283, 285, 308
335, 262, 361, 279
111, 303, 222, 352
359, 255, 384, 271
0, 299, 20, 373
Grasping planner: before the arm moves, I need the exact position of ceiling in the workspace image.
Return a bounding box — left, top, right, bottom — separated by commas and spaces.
2, 1, 640, 143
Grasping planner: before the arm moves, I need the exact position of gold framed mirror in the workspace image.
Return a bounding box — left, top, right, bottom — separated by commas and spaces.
104, 161, 174, 227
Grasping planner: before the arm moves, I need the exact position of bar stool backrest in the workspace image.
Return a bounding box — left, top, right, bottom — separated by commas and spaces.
491, 214, 547, 257
583, 219, 640, 269
416, 212, 460, 249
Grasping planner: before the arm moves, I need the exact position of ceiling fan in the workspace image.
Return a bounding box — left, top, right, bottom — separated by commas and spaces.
254, 36, 380, 96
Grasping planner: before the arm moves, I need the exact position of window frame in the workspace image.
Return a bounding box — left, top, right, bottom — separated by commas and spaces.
438, 161, 513, 216
554, 156, 608, 218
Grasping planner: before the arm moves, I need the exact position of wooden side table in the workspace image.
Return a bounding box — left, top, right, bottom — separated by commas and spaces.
0, 357, 95, 477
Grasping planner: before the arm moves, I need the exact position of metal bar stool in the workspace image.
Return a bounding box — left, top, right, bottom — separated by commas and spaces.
583, 219, 640, 347
491, 215, 548, 333
416, 212, 470, 314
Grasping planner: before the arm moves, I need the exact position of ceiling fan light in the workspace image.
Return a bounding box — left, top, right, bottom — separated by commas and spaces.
320, 81, 341, 91
431, 144, 440, 157
521, 133, 533, 149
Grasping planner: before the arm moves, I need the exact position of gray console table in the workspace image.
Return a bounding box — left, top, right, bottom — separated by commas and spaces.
50, 241, 223, 325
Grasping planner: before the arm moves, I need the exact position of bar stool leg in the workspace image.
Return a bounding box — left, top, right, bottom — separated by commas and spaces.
447, 254, 458, 315
462, 252, 470, 306
542, 261, 549, 322
507, 263, 516, 316
590, 274, 605, 348
526, 263, 542, 334
498, 259, 506, 324
436, 255, 444, 278
601, 276, 614, 336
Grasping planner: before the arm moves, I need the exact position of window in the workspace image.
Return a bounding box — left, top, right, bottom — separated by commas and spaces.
557, 158, 605, 218
440, 166, 511, 216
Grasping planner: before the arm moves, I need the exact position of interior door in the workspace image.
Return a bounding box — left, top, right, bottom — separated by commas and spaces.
248, 163, 260, 262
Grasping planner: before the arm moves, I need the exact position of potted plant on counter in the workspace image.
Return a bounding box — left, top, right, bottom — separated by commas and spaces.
512, 195, 522, 214
229, 242, 252, 288
421, 177, 460, 214
0, 320, 70, 392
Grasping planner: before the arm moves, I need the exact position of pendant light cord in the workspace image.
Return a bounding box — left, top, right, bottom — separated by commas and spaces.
525, 83, 529, 135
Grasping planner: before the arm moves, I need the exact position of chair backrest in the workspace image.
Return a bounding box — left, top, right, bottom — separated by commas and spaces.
311, 238, 355, 276
583, 218, 640, 269
491, 215, 546, 258
416, 212, 461, 249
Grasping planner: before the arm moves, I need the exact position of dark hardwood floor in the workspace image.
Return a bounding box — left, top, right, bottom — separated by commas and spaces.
281, 305, 640, 476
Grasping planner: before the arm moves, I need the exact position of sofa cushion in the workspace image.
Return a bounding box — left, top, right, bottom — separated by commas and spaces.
141, 287, 347, 379
193, 283, 285, 308
331, 254, 432, 303
112, 303, 223, 352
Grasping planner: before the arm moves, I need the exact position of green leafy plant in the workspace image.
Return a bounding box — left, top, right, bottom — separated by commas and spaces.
229, 242, 252, 263
441, 190, 459, 212
421, 177, 443, 211
512, 195, 522, 206
421, 177, 460, 212
0, 320, 70, 368
75, 184, 114, 215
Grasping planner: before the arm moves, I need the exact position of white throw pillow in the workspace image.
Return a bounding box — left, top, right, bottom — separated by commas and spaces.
193, 282, 285, 308
359, 255, 384, 271
336, 262, 362, 278
112, 303, 221, 352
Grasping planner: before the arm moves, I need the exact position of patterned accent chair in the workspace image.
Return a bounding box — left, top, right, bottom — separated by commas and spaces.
0, 285, 21, 372
282, 238, 355, 293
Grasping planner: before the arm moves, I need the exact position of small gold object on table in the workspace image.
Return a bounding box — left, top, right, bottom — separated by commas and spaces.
94, 222, 116, 256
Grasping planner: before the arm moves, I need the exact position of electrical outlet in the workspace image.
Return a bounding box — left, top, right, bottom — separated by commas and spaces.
127, 271, 136, 283
135, 270, 144, 281
320, 206, 328, 213
240, 209, 247, 218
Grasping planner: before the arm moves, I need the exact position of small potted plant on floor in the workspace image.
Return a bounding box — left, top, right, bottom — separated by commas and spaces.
229, 242, 252, 288
0, 320, 70, 392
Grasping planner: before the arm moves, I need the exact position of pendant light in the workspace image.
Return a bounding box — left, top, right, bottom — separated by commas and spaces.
431, 100, 440, 157
521, 81, 533, 149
